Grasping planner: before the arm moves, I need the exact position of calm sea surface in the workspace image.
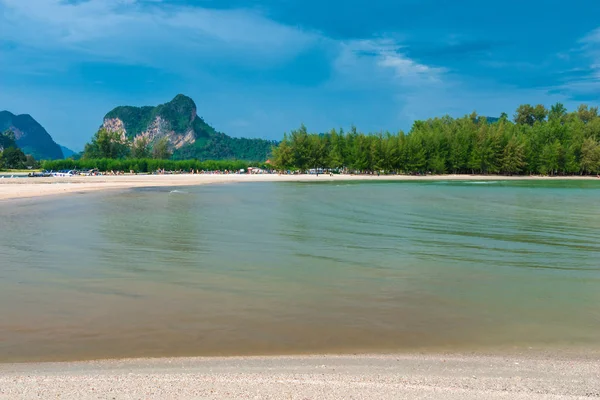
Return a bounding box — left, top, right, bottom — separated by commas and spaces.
1, 180, 600, 362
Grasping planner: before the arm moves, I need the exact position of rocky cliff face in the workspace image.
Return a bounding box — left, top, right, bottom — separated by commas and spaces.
0, 111, 64, 160
101, 94, 203, 151
100, 94, 275, 161
102, 115, 195, 150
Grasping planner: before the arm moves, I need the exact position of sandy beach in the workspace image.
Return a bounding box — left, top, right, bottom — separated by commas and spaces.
1, 353, 599, 399
1, 173, 599, 201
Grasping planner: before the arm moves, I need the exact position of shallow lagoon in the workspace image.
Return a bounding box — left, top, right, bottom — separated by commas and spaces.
1, 180, 600, 362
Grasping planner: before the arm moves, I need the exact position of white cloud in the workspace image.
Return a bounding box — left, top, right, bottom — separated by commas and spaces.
331, 39, 445, 88
0, 0, 318, 70
4, 0, 574, 147
554, 27, 600, 96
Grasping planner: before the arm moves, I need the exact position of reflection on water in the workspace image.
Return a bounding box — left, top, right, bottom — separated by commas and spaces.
1, 181, 600, 362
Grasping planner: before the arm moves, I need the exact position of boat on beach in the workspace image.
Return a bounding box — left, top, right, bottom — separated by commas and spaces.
50, 170, 76, 177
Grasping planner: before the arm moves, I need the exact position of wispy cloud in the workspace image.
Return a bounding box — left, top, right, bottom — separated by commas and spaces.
2, 0, 588, 149
0, 0, 318, 71
0, 0, 447, 88
553, 27, 600, 97
332, 39, 446, 88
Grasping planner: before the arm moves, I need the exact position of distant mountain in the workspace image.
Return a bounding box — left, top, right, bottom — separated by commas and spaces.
0, 111, 64, 160
102, 94, 275, 161
475, 116, 500, 124
60, 145, 77, 158
0, 129, 18, 152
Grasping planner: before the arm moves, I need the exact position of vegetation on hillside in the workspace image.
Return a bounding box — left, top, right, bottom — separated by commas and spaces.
104, 94, 202, 138
0, 111, 64, 160
271, 104, 600, 175
102, 95, 274, 161
173, 133, 275, 161
0, 129, 39, 170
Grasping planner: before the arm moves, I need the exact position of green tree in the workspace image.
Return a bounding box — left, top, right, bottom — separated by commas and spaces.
549, 103, 568, 123
501, 135, 526, 175
514, 104, 547, 126
514, 104, 536, 126
327, 129, 345, 170
577, 104, 599, 124
469, 124, 500, 174
290, 124, 311, 172
532, 104, 548, 123
131, 136, 151, 159
308, 134, 327, 171
271, 133, 293, 170
152, 137, 172, 159
539, 140, 562, 175
580, 137, 600, 175
83, 128, 130, 159
1, 147, 27, 169
404, 134, 426, 173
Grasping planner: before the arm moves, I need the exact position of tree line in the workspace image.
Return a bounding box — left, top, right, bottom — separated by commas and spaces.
81, 127, 275, 162
271, 104, 600, 175
82, 128, 173, 160
41, 158, 269, 173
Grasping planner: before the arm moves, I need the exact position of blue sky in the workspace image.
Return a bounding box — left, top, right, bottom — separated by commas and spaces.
1, 0, 600, 150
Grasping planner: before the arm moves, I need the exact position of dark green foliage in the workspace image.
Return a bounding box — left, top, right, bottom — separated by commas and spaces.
83, 128, 131, 159
173, 133, 275, 161
152, 137, 172, 160
514, 104, 548, 126
104, 95, 202, 138
1, 147, 27, 169
0, 111, 63, 160
272, 104, 600, 176
131, 137, 151, 159
41, 158, 268, 173
0, 129, 17, 151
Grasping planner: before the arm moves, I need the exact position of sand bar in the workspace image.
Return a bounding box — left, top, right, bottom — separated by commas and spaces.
1, 353, 599, 399
1, 173, 599, 201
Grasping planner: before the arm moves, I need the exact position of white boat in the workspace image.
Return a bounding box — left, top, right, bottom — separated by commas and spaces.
51, 170, 75, 177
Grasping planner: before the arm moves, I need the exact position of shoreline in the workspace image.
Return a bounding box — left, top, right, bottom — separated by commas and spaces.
1, 173, 599, 201
1, 352, 599, 399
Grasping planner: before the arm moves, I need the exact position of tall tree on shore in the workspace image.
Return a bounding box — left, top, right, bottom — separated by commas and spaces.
83, 128, 130, 159
152, 137, 172, 160
580, 137, 600, 175
290, 125, 310, 172
271, 133, 293, 170
131, 137, 151, 159
0, 147, 27, 169
501, 135, 526, 175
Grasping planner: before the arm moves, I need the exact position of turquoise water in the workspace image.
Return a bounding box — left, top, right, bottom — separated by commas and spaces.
1, 180, 600, 362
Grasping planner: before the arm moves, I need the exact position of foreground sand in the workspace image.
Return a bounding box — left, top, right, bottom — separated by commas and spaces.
1, 353, 599, 399
1, 173, 599, 201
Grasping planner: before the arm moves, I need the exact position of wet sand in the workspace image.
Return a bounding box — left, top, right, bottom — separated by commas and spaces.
1, 173, 599, 201
1, 353, 599, 399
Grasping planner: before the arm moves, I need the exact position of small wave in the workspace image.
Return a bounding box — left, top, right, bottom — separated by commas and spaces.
169, 190, 189, 194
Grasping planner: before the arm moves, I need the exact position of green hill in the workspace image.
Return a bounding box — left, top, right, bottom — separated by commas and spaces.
0, 111, 64, 160
102, 95, 274, 161
59, 145, 77, 158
